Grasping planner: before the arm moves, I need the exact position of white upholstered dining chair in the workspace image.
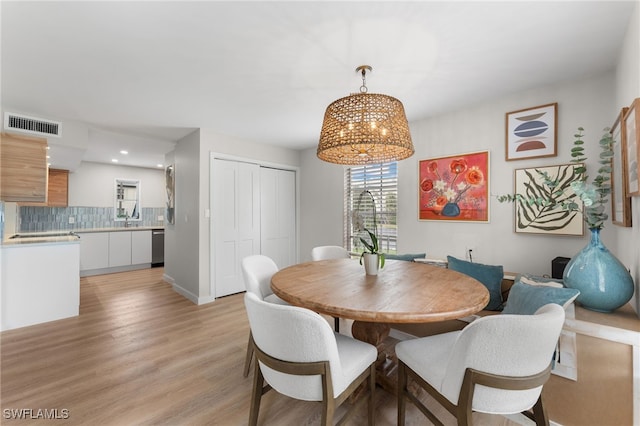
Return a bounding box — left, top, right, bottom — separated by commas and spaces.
310, 245, 350, 332
396, 303, 565, 426
244, 292, 377, 425
241, 254, 288, 377
311, 245, 350, 262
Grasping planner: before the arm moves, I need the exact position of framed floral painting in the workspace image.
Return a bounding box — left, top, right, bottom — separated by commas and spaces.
419, 151, 489, 222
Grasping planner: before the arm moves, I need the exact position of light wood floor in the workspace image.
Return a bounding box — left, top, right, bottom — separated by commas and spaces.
1, 268, 522, 425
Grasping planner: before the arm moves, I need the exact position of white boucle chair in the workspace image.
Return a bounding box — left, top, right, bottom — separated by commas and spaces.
396, 303, 565, 426
241, 255, 289, 377
311, 245, 350, 262
310, 245, 350, 332
244, 292, 377, 426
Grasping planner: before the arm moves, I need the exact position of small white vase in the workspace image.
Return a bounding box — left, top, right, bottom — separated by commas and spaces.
363, 253, 379, 276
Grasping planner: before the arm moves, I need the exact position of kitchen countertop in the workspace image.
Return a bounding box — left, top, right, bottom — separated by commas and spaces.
2, 227, 164, 246
73, 226, 162, 233
2, 232, 81, 246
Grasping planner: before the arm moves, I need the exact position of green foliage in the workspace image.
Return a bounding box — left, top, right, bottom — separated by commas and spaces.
498, 127, 613, 230
358, 228, 385, 269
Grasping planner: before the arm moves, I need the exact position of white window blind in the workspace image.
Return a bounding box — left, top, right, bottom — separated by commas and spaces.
344, 162, 398, 253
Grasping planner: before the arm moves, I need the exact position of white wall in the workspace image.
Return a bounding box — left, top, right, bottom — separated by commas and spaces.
613, 1, 640, 314
164, 130, 201, 300
301, 71, 628, 277
163, 129, 301, 302
299, 148, 345, 262
68, 161, 165, 208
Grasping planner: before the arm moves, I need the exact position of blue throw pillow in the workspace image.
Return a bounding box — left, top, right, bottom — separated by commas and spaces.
502, 279, 580, 315
446, 255, 503, 311
385, 253, 426, 262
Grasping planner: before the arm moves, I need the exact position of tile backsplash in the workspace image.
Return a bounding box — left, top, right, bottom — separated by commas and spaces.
19, 206, 165, 232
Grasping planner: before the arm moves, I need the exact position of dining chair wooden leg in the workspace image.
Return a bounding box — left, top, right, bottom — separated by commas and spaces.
248, 358, 264, 426
243, 332, 254, 378
397, 360, 407, 426
368, 363, 375, 426
334, 317, 340, 332
531, 394, 549, 426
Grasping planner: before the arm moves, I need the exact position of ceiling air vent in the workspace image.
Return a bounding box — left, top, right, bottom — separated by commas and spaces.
4, 112, 62, 138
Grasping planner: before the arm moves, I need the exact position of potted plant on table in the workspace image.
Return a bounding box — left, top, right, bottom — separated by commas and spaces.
498, 127, 633, 312
359, 228, 385, 276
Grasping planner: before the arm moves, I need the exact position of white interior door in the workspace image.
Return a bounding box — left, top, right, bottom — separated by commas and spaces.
260, 167, 296, 269
212, 159, 261, 297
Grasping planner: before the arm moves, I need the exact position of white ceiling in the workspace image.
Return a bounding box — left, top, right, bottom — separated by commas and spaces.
1, 1, 635, 170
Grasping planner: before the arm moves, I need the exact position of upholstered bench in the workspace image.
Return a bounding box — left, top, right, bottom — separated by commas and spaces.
393, 256, 579, 338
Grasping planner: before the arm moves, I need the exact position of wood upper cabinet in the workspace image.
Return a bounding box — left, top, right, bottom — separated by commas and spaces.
21, 168, 69, 207
46, 169, 69, 206
0, 133, 48, 202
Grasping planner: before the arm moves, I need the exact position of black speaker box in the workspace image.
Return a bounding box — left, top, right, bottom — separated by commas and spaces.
552, 256, 571, 279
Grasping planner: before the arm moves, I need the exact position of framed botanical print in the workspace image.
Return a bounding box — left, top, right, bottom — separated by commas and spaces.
623, 98, 640, 196
611, 107, 632, 226
505, 103, 557, 161
513, 164, 584, 236
419, 151, 489, 222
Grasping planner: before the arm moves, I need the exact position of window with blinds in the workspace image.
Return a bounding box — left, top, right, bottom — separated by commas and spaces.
344, 162, 398, 254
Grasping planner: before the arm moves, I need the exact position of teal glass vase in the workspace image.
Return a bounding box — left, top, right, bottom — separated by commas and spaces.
563, 228, 634, 313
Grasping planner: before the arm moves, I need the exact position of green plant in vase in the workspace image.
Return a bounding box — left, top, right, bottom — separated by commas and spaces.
498, 127, 633, 312
359, 228, 385, 273
497, 127, 612, 229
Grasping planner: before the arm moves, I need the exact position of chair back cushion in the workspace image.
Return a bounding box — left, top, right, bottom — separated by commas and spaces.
241, 255, 279, 300
244, 292, 343, 401
447, 256, 504, 311
440, 304, 565, 414
502, 277, 580, 315
311, 245, 350, 261
385, 253, 426, 262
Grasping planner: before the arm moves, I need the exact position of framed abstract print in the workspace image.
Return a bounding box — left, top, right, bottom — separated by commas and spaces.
513, 164, 584, 236
419, 151, 489, 222
505, 103, 557, 161
611, 107, 632, 226
623, 98, 640, 197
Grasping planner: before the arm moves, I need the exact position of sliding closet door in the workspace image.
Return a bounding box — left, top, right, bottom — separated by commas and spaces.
212, 159, 261, 297
260, 167, 296, 268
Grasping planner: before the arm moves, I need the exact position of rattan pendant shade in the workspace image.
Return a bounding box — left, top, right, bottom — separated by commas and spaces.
317, 66, 414, 165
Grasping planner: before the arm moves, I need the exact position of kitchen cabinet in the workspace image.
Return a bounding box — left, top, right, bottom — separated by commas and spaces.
80, 229, 153, 276
1, 240, 80, 331
109, 231, 132, 267
131, 230, 152, 264
0, 133, 48, 202
80, 232, 109, 270
21, 169, 69, 207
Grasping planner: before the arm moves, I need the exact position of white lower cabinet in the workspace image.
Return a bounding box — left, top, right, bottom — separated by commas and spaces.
131, 230, 152, 264
80, 232, 109, 270
80, 230, 153, 275
109, 231, 132, 267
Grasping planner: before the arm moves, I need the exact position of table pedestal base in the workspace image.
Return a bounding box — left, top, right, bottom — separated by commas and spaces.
351, 321, 401, 395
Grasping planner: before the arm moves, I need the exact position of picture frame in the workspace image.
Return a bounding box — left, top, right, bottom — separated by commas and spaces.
513, 164, 584, 236
165, 164, 175, 225
623, 98, 640, 197
611, 107, 632, 227
419, 151, 489, 222
505, 102, 557, 161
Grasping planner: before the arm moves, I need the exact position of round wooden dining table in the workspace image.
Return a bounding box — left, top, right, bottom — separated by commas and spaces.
271, 258, 490, 393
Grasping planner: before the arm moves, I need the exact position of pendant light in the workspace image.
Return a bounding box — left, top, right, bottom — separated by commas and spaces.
317, 65, 414, 165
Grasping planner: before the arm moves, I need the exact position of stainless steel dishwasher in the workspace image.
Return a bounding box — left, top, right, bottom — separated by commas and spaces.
151, 228, 164, 266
